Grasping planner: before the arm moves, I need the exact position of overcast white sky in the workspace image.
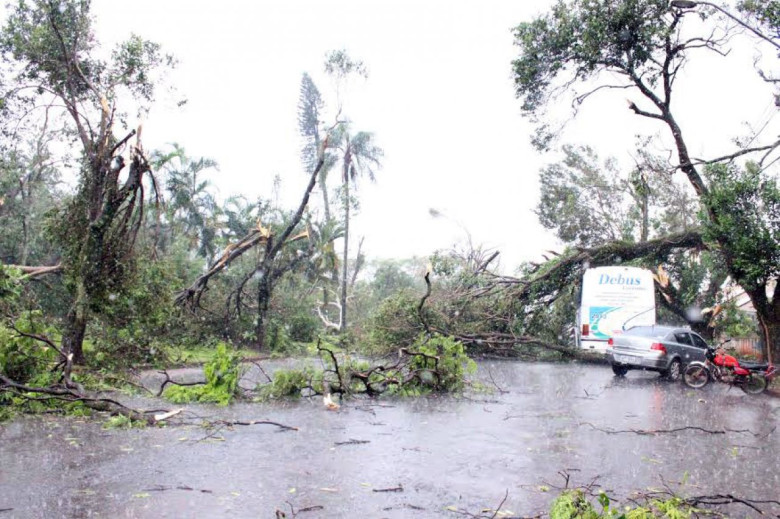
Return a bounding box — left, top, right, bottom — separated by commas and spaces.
81, 2, 780, 272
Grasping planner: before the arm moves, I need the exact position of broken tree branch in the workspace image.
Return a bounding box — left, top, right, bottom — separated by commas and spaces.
176, 132, 330, 309
5, 263, 63, 279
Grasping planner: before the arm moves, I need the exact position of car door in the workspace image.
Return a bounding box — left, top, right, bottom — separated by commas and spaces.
689, 333, 710, 363
671, 331, 694, 362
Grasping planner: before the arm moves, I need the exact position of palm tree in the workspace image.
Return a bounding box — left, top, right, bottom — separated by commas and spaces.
153, 144, 220, 261
332, 125, 382, 331
305, 218, 345, 328
221, 195, 261, 239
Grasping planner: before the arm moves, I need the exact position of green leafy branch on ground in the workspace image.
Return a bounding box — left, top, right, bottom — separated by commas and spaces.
445, 471, 777, 518
257, 333, 476, 401
163, 343, 244, 405
549, 490, 700, 519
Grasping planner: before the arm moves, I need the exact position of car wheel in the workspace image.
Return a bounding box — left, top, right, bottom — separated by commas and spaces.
612, 364, 628, 377
664, 359, 682, 382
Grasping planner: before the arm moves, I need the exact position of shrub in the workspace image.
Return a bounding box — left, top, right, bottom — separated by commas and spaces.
264, 319, 294, 355
366, 291, 424, 354
88, 258, 182, 369
0, 311, 57, 385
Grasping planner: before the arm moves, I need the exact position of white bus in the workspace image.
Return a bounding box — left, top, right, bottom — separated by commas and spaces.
576, 266, 656, 352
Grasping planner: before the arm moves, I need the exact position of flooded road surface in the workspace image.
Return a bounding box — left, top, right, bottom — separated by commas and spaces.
2, 362, 779, 518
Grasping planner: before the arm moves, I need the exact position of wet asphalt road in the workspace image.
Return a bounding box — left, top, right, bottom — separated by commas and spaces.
1, 362, 779, 518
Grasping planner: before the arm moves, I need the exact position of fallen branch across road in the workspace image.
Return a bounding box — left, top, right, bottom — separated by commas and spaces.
209, 419, 299, 431
372, 484, 403, 493
579, 422, 762, 436
686, 494, 780, 515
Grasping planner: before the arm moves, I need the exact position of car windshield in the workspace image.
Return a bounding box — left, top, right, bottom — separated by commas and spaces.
623, 326, 670, 339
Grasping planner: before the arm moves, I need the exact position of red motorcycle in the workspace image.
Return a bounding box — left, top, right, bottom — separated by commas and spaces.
682, 345, 776, 394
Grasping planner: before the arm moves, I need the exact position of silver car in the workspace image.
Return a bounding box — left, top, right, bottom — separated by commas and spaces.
606, 325, 710, 381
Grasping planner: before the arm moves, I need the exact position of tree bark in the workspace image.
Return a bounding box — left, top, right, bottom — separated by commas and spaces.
319, 165, 330, 222
764, 319, 780, 366
255, 268, 272, 352
750, 289, 780, 364
62, 281, 88, 365
339, 177, 350, 332
640, 190, 649, 243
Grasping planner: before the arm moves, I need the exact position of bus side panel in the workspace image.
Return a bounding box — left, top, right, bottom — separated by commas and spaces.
577, 267, 656, 352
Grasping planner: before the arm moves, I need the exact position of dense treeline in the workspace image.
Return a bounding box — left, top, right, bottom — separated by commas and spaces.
2, 0, 779, 399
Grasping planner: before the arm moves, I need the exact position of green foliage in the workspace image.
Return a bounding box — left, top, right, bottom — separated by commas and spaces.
267, 279, 321, 344
350, 259, 422, 336
513, 0, 672, 117
366, 290, 423, 354
298, 72, 325, 175
0, 401, 13, 422
324, 49, 368, 80
714, 300, 757, 339
164, 343, 244, 405
523, 283, 578, 346
0, 146, 63, 267
537, 145, 697, 247
549, 489, 695, 518
88, 256, 181, 369
102, 414, 147, 430
257, 335, 474, 400
0, 310, 57, 384
263, 319, 294, 355
0, 388, 92, 419
738, 1, 780, 36
550, 490, 600, 519
0, 0, 180, 364
406, 334, 476, 393
257, 366, 323, 400
153, 144, 221, 261
538, 146, 635, 246
702, 162, 780, 293
0, 265, 22, 309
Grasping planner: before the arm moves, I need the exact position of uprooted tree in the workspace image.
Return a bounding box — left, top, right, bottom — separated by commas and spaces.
1, 0, 175, 364
535, 142, 729, 340
512, 0, 780, 362
417, 231, 707, 357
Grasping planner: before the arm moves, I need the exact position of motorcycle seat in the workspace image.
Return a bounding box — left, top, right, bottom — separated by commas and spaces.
739, 361, 769, 371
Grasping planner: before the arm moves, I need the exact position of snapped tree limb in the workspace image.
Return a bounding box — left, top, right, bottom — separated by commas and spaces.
176, 135, 329, 310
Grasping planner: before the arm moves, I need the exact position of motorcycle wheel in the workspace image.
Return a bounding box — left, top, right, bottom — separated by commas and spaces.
740, 374, 768, 395
683, 364, 709, 389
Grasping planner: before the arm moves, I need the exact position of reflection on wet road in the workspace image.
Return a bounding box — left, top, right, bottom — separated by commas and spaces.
1, 362, 778, 518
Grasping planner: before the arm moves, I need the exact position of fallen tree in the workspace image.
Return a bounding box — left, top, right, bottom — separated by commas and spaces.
413, 231, 707, 358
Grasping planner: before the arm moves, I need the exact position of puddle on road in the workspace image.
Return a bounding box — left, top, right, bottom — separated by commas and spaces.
2, 362, 778, 518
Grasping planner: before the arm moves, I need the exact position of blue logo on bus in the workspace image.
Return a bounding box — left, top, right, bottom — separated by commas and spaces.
597, 274, 642, 286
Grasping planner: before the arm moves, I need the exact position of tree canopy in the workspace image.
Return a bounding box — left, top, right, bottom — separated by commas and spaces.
513, 0, 780, 361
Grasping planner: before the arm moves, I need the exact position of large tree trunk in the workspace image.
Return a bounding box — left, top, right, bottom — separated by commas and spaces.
320, 167, 331, 222
339, 179, 350, 332
755, 302, 780, 365
640, 191, 649, 243
62, 282, 88, 365
255, 269, 272, 352
763, 320, 780, 366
